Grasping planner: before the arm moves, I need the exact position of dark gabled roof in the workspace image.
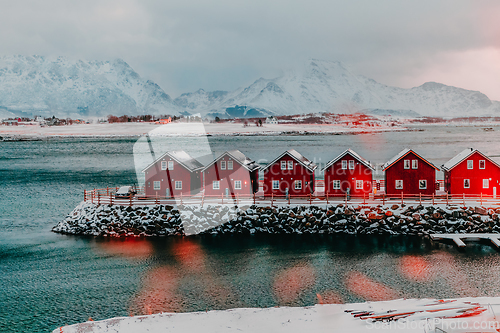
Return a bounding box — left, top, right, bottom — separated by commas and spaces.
142, 150, 204, 173
201, 150, 259, 172
442, 148, 500, 171
261, 149, 318, 172
382, 148, 439, 171
321, 149, 375, 171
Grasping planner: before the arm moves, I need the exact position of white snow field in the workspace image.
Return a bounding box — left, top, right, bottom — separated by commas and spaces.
53, 297, 500, 333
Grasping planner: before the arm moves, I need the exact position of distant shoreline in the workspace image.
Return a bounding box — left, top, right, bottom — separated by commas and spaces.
0, 122, 411, 140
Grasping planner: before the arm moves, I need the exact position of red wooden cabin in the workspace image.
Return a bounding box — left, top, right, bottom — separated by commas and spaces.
383, 149, 438, 196
262, 149, 317, 196
442, 148, 500, 196
202, 150, 259, 197
143, 150, 203, 198
323, 149, 374, 197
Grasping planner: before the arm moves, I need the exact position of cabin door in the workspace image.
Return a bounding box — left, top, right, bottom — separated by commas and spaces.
494, 187, 497, 199
225, 188, 229, 198
166, 188, 170, 198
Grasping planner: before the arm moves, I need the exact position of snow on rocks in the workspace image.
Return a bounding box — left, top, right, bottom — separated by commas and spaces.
52, 202, 500, 237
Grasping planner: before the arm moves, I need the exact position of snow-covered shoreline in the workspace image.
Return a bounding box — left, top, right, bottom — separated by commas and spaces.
53, 297, 500, 333
0, 122, 408, 139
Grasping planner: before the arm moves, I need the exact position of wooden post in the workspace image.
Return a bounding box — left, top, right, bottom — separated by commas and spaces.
309, 193, 312, 205
383, 194, 385, 205
363, 193, 366, 205
401, 192, 403, 205
92, 189, 94, 204
288, 193, 290, 205
98, 193, 100, 206
155, 196, 159, 205
271, 193, 273, 207
463, 193, 465, 206
446, 193, 448, 206
480, 192, 483, 206
345, 193, 347, 206
326, 192, 329, 205
129, 195, 132, 207
253, 192, 256, 205
236, 193, 239, 205
201, 193, 204, 207
110, 194, 113, 206
419, 193, 421, 205
222, 193, 224, 204
181, 192, 183, 205
106, 187, 109, 196
84, 190, 86, 202
432, 193, 434, 205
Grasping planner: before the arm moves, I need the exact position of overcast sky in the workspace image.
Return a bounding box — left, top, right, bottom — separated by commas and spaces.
1, 0, 499, 99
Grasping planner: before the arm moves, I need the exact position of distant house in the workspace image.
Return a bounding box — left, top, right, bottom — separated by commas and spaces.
155, 117, 172, 124
142, 151, 203, 197
323, 149, 374, 197
262, 149, 317, 196
442, 148, 500, 196
383, 149, 438, 196
265, 116, 278, 124
202, 150, 259, 197
1, 119, 18, 126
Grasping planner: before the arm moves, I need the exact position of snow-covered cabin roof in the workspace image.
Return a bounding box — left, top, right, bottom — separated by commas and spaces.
321, 149, 375, 171
442, 148, 500, 171
202, 150, 259, 172
142, 150, 204, 173
261, 149, 318, 172
382, 148, 438, 171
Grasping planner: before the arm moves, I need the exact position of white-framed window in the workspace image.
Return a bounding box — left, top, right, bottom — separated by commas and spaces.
175, 181, 182, 189
234, 180, 241, 189
479, 160, 485, 169
419, 179, 427, 189
168, 161, 174, 170
228, 160, 233, 170
332, 180, 341, 189
356, 180, 363, 189
213, 181, 220, 189
404, 160, 410, 169
153, 181, 160, 190
483, 179, 489, 188
272, 180, 279, 189
467, 160, 473, 169
220, 160, 226, 170
161, 161, 167, 170
349, 160, 355, 170
341, 160, 347, 170
281, 161, 287, 170
295, 180, 302, 189
395, 180, 403, 189
464, 179, 470, 188
412, 160, 418, 169
288, 160, 293, 170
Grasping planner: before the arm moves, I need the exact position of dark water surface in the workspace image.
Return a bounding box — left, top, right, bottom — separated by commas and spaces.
2, 127, 500, 332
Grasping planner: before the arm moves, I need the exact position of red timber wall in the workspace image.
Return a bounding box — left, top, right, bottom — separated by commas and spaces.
324, 153, 373, 196
262, 154, 315, 196
385, 152, 436, 196
144, 158, 200, 197
203, 155, 257, 197
445, 152, 500, 195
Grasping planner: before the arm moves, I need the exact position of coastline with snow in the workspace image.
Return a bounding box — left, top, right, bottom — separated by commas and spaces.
53, 297, 500, 333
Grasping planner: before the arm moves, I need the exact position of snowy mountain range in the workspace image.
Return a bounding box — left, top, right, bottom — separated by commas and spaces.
0, 55, 180, 119
0, 56, 498, 119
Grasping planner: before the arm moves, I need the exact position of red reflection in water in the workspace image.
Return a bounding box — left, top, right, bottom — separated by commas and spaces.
95, 238, 153, 259
345, 271, 399, 301
171, 238, 206, 271
273, 264, 316, 304
399, 255, 432, 281
131, 266, 183, 315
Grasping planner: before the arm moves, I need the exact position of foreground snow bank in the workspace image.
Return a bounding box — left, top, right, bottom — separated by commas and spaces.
53, 298, 500, 333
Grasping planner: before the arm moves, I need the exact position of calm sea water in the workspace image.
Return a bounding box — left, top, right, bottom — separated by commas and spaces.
2, 125, 500, 332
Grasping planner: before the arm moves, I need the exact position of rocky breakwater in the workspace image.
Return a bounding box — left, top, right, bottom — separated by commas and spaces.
52, 201, 500, 237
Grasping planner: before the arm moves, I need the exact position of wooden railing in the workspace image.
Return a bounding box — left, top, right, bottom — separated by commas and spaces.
84, 188, 499, 207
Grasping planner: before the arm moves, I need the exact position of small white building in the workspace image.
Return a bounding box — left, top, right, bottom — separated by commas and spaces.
266, 116, 278, 124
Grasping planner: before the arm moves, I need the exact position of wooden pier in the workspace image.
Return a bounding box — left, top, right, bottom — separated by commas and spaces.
430, 233, 500, 248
